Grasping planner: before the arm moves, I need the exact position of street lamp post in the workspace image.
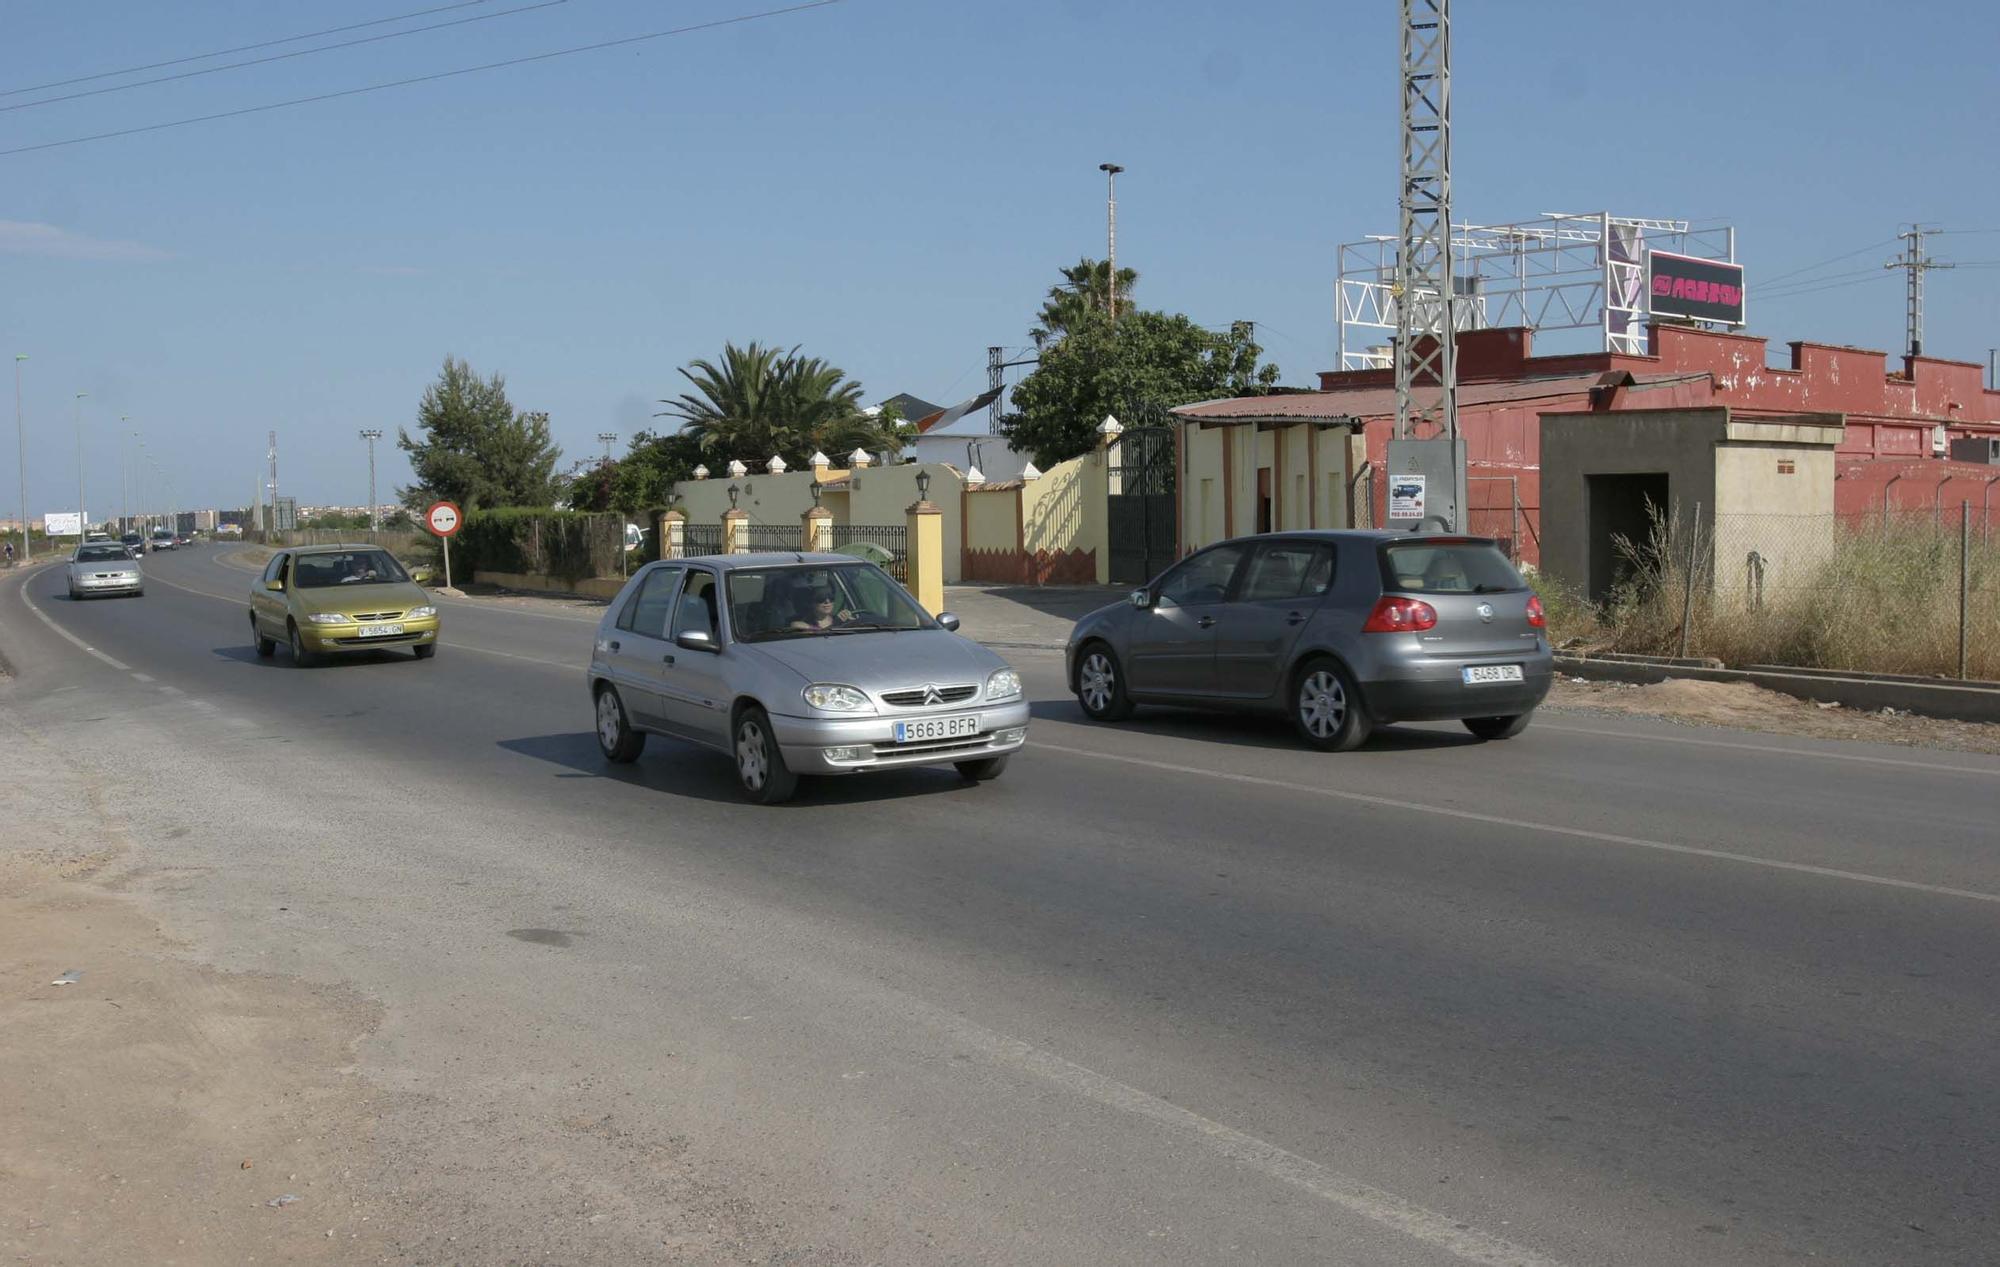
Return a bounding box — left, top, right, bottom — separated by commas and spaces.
73, 392, 87, 544
1098, 162, 1124, 324
359, 429, 383, 540
120, 415, 131, 533
12, 354, 26, 562
597, 431, 621, 576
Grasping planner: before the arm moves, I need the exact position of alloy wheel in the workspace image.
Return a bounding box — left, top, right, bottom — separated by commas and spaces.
1079, 652, 1115, 714
737, 719, 769, 791
596, 691, 623, 751
1298, 670, 1347, 740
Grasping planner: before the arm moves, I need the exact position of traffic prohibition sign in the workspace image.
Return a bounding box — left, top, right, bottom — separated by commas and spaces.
424, 501, 463, 537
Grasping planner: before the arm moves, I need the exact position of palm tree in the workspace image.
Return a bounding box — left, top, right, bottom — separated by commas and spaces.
656, 342, 897, 466
1033, 258, 1139, 347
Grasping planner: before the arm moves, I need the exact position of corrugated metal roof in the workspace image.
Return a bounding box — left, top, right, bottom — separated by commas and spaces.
1171, 372, 1698, 423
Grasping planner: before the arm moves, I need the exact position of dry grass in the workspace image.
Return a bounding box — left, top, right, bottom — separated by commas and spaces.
1584, 511, 2000, 680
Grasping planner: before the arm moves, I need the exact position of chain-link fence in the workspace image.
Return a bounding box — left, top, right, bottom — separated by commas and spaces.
1596, 508, 2000, 680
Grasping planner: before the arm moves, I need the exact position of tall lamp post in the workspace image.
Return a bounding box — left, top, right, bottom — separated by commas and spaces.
597, 432, 621, 576
359, 429, 383, 540
1098, 162, 1124, 324
12, 354, 26, 562
119, 415, 131, 533
73, 391, 88, 544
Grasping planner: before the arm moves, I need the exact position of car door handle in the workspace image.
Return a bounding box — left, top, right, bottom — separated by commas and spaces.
1285, 611, 1306, 625
662, 654, 675, 665
608, 639, 620, 652
1196, 615, 1216, 629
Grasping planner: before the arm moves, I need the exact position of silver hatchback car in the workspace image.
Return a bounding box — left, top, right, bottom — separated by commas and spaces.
1065, 531, 1553, 750
588, 553, 1030, 803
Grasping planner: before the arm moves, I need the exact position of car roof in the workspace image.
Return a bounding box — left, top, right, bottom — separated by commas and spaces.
659, 552, 867, 571
283, 543, 392, 555
1210, 529, 1502, 547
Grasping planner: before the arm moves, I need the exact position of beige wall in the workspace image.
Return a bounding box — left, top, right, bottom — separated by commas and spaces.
964, 486, 1018, 555
849, 463, 965, 583
1710, 429, 1842, 602
672, 469, 835, 530
1019, 447, 1111, 583
1179, 421, 1356, 551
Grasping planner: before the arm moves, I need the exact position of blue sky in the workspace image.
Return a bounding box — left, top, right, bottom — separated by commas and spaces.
4, 0, 1998, 517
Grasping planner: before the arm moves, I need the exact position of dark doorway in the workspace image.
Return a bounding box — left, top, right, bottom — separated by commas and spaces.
1256, 467, 1273, 534
1586, 473, 1669, 603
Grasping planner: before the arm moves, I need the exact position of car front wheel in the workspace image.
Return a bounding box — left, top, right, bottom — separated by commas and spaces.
1292, 658, 1372, 752
413, 643, 435, 661
287, 621, 316, 668
1075, 644, 1134, 722
595, 686, 645, 763
955, 755, 1009, 782
734, 706, 799, 804
1463, 713, 1532, 741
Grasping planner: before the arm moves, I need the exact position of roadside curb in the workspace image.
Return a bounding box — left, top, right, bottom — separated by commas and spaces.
1557, 654, 2000, 725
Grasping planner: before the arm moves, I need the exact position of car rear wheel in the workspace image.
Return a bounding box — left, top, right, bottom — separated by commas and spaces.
1292, 658, 1371, 752
594, 686, 645, 763
1463, 713, 1532, 741
287, 621, 316, 668
734, 706, 799, 804
954, 755, 1010, 782
412, 643, 435, 660
1075, 644, 1134, 722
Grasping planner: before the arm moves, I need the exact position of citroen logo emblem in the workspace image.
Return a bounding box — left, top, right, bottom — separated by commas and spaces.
922, 684, 944, 706
1476, 603, 1494, 622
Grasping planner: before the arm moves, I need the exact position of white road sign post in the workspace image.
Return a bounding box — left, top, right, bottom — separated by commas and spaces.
43, 511, 82, 537
424, 500, 462, 590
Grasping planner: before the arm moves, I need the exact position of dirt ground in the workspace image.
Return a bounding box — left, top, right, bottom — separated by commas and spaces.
1544, 676, 2000, 756
0, 738, 396, 1266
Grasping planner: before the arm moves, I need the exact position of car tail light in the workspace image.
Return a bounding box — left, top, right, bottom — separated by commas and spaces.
1362, 596, 1438, 633
1526, 594, 1547, 628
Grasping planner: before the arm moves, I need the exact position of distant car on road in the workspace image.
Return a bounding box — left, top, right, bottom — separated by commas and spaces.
248, 545, 439, 666
119, 531, 146, 557
67, 542, 143, 599
1065, 531, 1552, 750
588, 553, 1028, 803
149, 528, 176, 552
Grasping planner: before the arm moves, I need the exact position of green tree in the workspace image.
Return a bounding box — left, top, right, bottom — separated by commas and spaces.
1003, 307, 1280, 468
398, 357, 563, 510
1032, 257, 1139, 348
656, 341, 900, 468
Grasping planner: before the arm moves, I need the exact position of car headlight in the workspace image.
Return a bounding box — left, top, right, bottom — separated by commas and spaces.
306, 612, 349, 625
803, 683, 874, 712
406, 605, 437, 619
985, 668, 1023, 702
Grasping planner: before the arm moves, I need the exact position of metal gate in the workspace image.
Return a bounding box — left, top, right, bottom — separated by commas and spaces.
1107, 422, 1176, 585
683, 523, 724, 557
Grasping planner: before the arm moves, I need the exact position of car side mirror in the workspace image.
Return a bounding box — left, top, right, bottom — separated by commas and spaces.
675, 629, 717, 653
1128, 588, 1152, 609
936, 611, 961, 633
265, 578, 284, 592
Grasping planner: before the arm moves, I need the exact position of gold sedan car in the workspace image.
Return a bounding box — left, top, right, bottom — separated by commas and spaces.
248, 545, 440, 666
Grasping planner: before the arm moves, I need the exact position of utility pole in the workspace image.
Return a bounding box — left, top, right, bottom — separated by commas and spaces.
1386, 0, 1466, 532
73, 392, 87, 543
267, 429, 279, 538
13, 354, 26, 561
987, 346, 1004, 431
119, 415, 130, 532
359, 429, 383, 539
1885, 225, 1953, 359
1099, 162, 1124, 324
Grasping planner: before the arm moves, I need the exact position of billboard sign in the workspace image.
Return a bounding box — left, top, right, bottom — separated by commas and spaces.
43, 511, 82, 536
1648, 250, 1745, 325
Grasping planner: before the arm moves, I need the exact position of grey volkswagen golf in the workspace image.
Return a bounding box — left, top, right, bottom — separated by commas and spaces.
588, 553, 1029, 803
1065, 531, 1552, 750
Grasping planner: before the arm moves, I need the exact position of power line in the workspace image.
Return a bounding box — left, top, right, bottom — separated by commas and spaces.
1758, 265, 1894, 299
1755, 272, 1898, 303
0, 0, 492, 98
0, 0, 845, 159
1, 0, 570, 116
1758, 238, 1897, 288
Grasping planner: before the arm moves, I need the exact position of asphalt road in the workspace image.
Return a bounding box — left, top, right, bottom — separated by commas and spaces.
4, 546, 1997, 1265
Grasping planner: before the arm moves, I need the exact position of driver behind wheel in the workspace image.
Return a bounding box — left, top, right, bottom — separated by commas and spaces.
789, 586, 853, 631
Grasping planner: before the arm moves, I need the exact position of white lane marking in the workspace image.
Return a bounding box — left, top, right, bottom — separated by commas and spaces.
1539, 720, 1999, 777
16, 578, 133, 671
131, 672, 154, 683
930, 1013, 1564, 1265
1031, 740, 2000, 906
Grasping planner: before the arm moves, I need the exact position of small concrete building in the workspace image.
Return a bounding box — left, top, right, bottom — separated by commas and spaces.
1540, 406, 1844, 603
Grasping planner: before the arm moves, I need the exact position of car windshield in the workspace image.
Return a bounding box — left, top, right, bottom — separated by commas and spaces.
293, 549, 409, 589
725, 563, 933, 642
75, 545, 131, 563
1379, 540, 1526, 594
